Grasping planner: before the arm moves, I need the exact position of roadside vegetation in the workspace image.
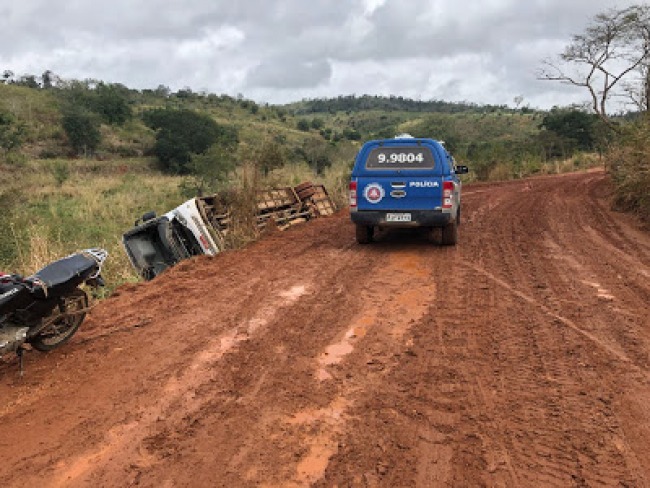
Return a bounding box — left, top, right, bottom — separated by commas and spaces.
540, 4, 650, 223
1, 4, 648, 285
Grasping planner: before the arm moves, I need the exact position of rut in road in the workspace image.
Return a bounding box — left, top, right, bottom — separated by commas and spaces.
0, 169, 649, 487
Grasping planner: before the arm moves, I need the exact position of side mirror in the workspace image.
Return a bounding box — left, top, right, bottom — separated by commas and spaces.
142, 211, 157, 222
455, 165, 469, 175
135, 211, 157, 227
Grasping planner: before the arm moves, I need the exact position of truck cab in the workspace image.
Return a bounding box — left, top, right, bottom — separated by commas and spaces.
349, 135, 468, 245
122, 197, 226, 280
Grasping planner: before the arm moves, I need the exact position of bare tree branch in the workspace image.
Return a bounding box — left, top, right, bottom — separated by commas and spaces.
538, 5, 650, 125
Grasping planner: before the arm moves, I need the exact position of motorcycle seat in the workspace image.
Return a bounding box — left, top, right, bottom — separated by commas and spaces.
33, 253, 98, 292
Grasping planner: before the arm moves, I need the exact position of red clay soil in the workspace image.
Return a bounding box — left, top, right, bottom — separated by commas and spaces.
1, 169, 650, 487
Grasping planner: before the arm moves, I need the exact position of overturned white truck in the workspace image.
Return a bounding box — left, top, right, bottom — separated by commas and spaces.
122, 183, 335, 280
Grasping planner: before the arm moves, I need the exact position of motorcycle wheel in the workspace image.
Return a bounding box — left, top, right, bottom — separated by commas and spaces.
31, 289, 88, 352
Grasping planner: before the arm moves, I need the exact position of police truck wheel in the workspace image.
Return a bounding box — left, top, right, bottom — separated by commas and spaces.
441, 221, 458, 246
355, 224, 373, 244
427, 227, 441, 245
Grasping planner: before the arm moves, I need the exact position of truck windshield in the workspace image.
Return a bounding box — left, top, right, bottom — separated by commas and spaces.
365, 146, 436, 170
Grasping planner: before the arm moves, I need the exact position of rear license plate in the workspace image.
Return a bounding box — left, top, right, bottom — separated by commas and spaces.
386, 213, 412, 222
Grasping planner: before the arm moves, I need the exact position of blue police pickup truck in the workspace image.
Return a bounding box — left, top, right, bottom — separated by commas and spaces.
349, 134, 468, 245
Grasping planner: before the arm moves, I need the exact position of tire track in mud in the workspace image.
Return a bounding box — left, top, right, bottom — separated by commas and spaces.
50, 283, 312, 487
0, 220, 365, 487
462, 261, 650, 379
316, 253, 530, 487
458, 171, 649, 487
92, 242, 379, 487
287, 250, 437, 486
420, 245, 640, 483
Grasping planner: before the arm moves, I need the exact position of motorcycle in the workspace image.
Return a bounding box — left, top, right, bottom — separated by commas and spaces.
0, 248, 108, 370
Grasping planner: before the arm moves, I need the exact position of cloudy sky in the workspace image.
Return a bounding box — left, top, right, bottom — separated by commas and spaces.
1, 0, 642, 109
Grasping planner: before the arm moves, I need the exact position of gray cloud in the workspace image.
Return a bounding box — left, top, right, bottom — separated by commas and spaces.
0, 0, 642, 108
247, 59, 332, 89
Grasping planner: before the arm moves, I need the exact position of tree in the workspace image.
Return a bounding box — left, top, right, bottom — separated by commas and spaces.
41, 70, 57, 89
540, 108, 600, 151
17, 74, 39, 89
252, 139, 286, 176
183, 143, 237, 196
92, 83, 132, 125
154, 84, 171, 97
342, 128, 361, 140
175, 87, 193, 99
1, 70, 14, 84
62, 106, 101, 156
299, 138, 332, 175
296, 119, 310, 131
539, 5, 650, 124
142, 108, 238, 173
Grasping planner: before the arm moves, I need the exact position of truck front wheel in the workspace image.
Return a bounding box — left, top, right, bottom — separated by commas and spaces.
355, 224, 374, 244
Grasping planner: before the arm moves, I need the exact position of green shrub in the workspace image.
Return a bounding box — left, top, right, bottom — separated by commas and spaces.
92, 83, 133, 125
50, 160, 70, 186
62, 105, 101, 155
0, 109, 27, 159
296, 119, 310, 131
180, 143, 237, 196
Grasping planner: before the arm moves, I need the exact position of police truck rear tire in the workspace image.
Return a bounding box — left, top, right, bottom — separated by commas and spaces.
441, 221, 458, 246
355, 224, 373, 244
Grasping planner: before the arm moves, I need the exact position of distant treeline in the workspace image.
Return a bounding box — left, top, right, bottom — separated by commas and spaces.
288, 94, 526, 115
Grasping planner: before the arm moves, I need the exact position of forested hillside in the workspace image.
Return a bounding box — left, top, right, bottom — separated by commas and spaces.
1, 79, 606, 177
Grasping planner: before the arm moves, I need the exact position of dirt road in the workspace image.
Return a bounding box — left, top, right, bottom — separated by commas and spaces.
1, 169, 649, 487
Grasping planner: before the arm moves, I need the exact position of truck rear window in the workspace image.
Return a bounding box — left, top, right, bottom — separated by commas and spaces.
365, 146, 435, 170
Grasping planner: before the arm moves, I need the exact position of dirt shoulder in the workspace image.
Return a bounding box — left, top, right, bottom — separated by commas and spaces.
1, 169, 649, 487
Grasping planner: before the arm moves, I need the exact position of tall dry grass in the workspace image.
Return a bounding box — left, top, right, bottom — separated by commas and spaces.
609, 120, 650, 222
2, 158, 184, 287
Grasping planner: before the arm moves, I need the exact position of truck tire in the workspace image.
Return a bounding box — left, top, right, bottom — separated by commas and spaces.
441, 221, 458, 246
355, 224, 374, 244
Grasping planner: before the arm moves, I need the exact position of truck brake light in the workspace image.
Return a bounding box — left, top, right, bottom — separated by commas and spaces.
349, 181, 358, 208
199, 234, 210, 250
443, 181, 454, 209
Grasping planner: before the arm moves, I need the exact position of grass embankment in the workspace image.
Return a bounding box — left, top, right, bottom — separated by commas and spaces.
0, 156, 356, 288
